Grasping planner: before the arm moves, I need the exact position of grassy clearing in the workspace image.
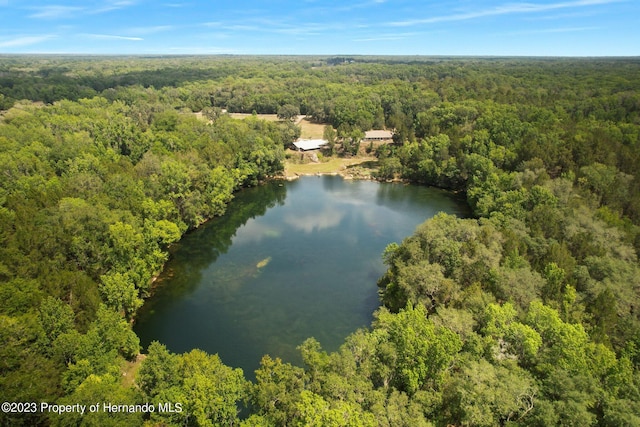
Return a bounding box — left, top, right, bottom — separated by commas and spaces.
196, 113, 326, 139
284, 155, 378, 178
121, 353, 146, 388
191, 110, 384, 180
229, 113, 280, 121
298, 117, 326, 139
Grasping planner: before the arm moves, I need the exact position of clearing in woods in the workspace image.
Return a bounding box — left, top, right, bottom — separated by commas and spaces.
195, 112, 377, 177
297, 117, 325, 139
198, 112, 325, 139
283, 156, 378, 179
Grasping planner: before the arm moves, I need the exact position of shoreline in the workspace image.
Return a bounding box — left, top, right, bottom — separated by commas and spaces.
277, 170, 405, 183
281, 155, 380, 180
140, 163, 383, 323
139, 162, 465, 325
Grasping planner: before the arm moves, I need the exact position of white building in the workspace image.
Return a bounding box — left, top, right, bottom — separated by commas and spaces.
292, 139, 328, 151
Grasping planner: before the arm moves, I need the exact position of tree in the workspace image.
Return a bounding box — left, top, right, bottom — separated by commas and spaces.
293, 390, 376, 427
374, 304, 462, 394
39, 296, 75, 346
88, 305, 140, 361
442, 359, 536, 427
52, 374, 144, 427
348, 129, 365, 156
250, 355, 306, 425
542, 262, 566, 305
525, 301, 593, 375
141, 348, 247, 426
99, 272, 142, 320
323, 125, 337, 155
277, 104, 300, 121
376, 157, 402, 181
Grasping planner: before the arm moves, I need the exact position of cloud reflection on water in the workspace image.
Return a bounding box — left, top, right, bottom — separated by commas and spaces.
284, 207, 345, 233
232, 218, 283, 244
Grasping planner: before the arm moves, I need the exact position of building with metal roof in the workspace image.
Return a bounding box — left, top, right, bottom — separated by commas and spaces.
364, 130, 394, 141
292, 139, 327, 151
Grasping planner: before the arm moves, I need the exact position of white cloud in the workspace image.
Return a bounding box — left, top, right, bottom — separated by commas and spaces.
504, 26, 602, 35
271, 25, 323, 36
337, 0, 388, 12
194, 32, 231, 40
29, 1, 138, 19
83, 33, 144, 41
353, 31, 423, 42
224, 24, 261, 32
390, 0, 626, 27
525, 10, 598, 21
91, 1, 138, 14
126, 25, 175, 35
0, 35, 54, 47
198, 16, 340, 38
29, 5, 84, 19
354, 35, 406, 42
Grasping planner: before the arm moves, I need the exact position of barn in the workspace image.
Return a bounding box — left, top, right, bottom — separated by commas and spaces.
364, 130, 393, 141
292, 139, 328, 151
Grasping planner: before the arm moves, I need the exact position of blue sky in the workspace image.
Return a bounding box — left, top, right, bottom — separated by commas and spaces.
0, 0, 637, 56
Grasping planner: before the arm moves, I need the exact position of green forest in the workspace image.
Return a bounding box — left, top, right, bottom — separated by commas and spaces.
1, 55, 640, 426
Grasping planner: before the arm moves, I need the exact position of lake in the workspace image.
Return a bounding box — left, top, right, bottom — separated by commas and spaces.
134, 175, 468, 377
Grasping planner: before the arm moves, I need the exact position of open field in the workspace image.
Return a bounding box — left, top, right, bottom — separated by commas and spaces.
229, 113, 280, 121
283, 155, 378, 179
196, 112, 327, 139
298, 117, 326, 139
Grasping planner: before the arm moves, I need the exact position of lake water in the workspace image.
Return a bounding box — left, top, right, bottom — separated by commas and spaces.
134, 175, 468, 377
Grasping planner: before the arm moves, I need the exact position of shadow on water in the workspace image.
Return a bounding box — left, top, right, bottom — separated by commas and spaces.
134, 182, 287, 324
135, 176, 469, 380
376, 182, 471, 218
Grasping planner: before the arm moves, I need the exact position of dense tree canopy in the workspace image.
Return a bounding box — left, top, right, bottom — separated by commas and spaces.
1, 55, 640, 426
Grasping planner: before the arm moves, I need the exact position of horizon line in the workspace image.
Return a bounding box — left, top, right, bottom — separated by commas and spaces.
0, 53, 639, 58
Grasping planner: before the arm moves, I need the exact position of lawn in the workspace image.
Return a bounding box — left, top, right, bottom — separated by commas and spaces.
197, 112, 328, 140
298, 117, 326, 139
284, 156, 378, 178
229, 113, 280, 121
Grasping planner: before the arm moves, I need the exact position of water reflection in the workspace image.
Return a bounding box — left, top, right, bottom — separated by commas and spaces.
135, 176, 467, 378
135, 181, 286, 323
284, 207, 345, 233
